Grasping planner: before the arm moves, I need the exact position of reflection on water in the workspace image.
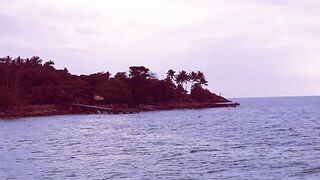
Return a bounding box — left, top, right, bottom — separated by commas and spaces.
1, 97, 320, 179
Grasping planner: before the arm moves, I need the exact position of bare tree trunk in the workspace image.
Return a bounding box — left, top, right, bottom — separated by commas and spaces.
15, 73, 20, 93
185, 83, 188, 93
6, 68, 9, 89
190, 81, 194, 93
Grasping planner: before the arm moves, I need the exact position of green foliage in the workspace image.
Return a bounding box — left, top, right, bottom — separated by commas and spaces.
190, 84, 222, 102
0, 56, 224, 108
129, 66, 150, 80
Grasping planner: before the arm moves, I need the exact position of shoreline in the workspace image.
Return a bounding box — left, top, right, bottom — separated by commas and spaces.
0, 102, 240, 119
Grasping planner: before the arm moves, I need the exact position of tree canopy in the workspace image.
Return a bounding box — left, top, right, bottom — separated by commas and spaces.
0, 56, 228, 110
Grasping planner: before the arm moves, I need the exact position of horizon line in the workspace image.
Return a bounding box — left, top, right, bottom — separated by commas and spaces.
230, 95, 320, 99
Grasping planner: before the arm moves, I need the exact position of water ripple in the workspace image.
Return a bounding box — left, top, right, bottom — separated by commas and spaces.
1, 97, 320, 179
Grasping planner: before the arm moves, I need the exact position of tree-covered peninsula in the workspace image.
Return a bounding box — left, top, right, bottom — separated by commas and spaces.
0, 56, 238, 117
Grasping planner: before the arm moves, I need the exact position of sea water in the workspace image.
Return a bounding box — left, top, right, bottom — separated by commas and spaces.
1, 96, 320, 179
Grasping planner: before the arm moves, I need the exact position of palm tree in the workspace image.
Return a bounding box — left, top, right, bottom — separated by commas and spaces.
13, 56, 25, 93
166, 69, 175, 82
104, 71, 111, 80
2, 56, 12, 88
44, 60, 55, 68
190, 71, 198, 91
196, 71, 208, 87
175, 70, 190, 91
26, 56, 42, 67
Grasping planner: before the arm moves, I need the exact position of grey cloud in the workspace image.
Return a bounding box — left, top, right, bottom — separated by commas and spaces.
0, 0, 319, 97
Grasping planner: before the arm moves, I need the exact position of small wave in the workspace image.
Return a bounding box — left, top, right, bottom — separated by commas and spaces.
65, 142, 81, 146
208, 169, 227, 173
233, 145, 246, 149
190, 149, 220, 154
275, 128, 287, 132
31, 150, 44, 154
314, 147, 320, 151
297, 166, 320, 177
65, 173, 77, 178
16, 139, 31, 143
8, 147, 17, 151
269, 116, 281, 119
80, 127, 93, 130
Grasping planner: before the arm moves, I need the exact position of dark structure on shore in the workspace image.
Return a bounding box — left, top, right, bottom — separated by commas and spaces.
0, 56, 236, 112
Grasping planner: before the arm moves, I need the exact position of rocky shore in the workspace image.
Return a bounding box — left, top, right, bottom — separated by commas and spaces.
0, 102, 240, 119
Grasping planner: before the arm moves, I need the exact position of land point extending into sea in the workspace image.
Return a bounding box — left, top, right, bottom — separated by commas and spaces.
0, 56, 239, 118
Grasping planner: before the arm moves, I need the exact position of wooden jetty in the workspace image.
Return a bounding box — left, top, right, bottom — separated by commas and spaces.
211, 102, 240, 108
70, 103, 139, 114
66, 101, 239, 115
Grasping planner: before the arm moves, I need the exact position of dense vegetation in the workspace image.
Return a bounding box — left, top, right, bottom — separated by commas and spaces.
0, 56, 228, 110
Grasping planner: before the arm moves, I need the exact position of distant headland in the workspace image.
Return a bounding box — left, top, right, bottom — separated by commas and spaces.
0, 56, 239, 118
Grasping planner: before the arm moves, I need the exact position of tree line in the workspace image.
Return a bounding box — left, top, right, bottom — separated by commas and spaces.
0, 56, 228, 109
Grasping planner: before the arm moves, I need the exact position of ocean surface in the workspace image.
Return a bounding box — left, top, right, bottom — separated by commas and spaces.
0, 96, 320, 179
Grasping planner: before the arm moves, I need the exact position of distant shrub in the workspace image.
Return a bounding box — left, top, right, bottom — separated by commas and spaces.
190, 85, 217, 102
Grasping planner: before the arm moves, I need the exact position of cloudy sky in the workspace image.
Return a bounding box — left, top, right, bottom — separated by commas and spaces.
1, 0, 319, 98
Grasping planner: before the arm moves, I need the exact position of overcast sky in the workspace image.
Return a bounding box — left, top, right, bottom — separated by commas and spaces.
1, 0, 319, 98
